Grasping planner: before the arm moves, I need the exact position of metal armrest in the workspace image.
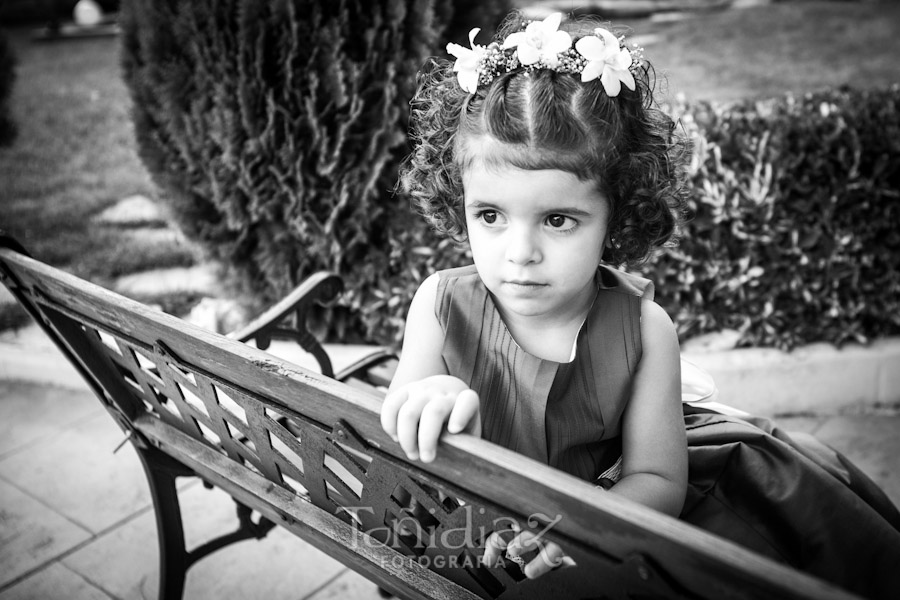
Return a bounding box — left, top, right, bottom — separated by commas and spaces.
228, 272, 398, 387
228, 272, 343, 377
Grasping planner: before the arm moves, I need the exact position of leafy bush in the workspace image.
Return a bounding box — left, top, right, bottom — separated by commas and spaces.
641, 85, 900, 349
0, 30, 16, 146
121, 0, 510, 343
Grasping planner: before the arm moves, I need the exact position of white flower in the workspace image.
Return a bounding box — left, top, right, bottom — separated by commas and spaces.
502, 12, 572, 68
447, 28, 486, 93
575, 28, 635, 97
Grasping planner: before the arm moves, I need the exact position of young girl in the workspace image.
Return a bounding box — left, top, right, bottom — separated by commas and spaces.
381, 11, 900, 596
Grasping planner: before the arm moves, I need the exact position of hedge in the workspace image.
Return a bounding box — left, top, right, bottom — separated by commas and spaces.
642, 86, 900, 349
0, 30, 16, 146
120, 0, 510, 341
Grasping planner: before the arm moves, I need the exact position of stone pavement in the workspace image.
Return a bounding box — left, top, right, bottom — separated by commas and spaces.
1, 321, 899, 600
0, 328, 388, 600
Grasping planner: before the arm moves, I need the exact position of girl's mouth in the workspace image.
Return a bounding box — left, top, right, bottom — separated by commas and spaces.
505, 280, 547, 288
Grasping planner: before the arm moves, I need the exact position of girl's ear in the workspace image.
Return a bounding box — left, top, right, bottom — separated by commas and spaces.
601, 236, 615, 264
601, 247, 614, 264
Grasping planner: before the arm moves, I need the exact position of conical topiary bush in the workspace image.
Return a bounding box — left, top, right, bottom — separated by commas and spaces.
119, 0, 512, 343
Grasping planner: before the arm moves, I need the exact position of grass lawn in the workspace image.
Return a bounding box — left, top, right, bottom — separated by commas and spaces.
0, 0, 899, 330
0, 27, 200, 327
0, 28, 197, 276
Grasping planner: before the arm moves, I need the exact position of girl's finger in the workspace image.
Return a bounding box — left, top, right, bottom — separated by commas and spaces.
417, 395, 457, 462
447, 388, 480, 434
503, 531, 572, 579
482, 530, 513, 567
523, 541, 568, 579
380, 387, 409, 441
395, 392, 434, 460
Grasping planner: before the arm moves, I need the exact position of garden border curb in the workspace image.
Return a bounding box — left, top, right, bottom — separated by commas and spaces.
684, 337, 900, 415
1, 322, 898, 416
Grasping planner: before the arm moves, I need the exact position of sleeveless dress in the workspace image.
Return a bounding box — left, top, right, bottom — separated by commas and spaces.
435, 264, 900, 599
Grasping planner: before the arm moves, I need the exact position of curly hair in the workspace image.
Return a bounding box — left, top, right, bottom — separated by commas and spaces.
400, 12, 690, 266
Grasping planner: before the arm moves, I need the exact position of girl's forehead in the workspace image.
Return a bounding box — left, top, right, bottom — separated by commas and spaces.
457, 136, 546, 171
462, 161, 610, 212
456, 135, 594, 181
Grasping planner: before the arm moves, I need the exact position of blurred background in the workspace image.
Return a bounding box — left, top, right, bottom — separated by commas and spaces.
1, 0, 898, 352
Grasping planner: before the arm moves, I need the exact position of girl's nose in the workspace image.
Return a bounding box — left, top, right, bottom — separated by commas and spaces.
505, 227, 541, 265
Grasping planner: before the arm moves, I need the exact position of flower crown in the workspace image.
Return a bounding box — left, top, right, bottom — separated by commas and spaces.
447, 13, 643, 98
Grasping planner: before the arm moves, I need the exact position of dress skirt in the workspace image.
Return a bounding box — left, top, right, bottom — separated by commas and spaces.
680, 405, 900, 599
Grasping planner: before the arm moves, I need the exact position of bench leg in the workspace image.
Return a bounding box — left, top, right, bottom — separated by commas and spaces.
134, 444, 279, 599
136, 446, 193, 600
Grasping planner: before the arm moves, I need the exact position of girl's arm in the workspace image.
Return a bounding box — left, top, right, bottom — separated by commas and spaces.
380, 274, 481, 462
610, 299, 688, 516
386, 273, 447, 390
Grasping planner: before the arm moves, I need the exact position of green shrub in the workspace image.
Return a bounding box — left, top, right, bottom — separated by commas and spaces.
120, 0, 510, 343
641, 85, 900, 349
0, 30, 16, 146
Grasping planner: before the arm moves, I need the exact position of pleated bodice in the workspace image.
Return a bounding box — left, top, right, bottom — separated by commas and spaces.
435, 264, 654, 480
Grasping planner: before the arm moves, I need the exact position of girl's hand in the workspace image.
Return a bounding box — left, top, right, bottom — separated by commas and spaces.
380, 375, 481, 463
483, 527, 575, 579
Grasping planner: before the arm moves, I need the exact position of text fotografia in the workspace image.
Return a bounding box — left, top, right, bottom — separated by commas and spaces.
336, 504, 565, 565
384, 551, 511, 571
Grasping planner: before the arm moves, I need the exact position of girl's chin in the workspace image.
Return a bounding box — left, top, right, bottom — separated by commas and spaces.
493, 293, 557, 318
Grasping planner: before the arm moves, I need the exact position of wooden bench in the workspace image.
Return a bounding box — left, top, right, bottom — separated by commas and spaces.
0, 234, 858, 600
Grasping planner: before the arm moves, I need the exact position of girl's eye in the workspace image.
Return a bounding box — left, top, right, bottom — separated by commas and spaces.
546, 214, 573, 229
481, 211, 497, 224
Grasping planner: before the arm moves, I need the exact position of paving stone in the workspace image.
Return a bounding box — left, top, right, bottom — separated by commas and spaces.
811, 414, 900, 509
61, 507, 158, 600
0, 321, 58, 353
873, 337, 900, 404
0, 478, 91, 589
770, 415, 827, 436
0, 562, 111, 600
305, 569, 387, 600
114, 264, 224, 299
0, 285, 14, 309
185, 297, 251, 335
0, 412, 152, 534
119, 226, 189, 248
63, 483, 346, 600
93, 194, 167, 227
0, 324, 86, 390
0, 381, 102, 459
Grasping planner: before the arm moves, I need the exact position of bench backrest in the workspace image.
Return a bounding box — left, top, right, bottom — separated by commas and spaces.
0, 241, 853, 600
